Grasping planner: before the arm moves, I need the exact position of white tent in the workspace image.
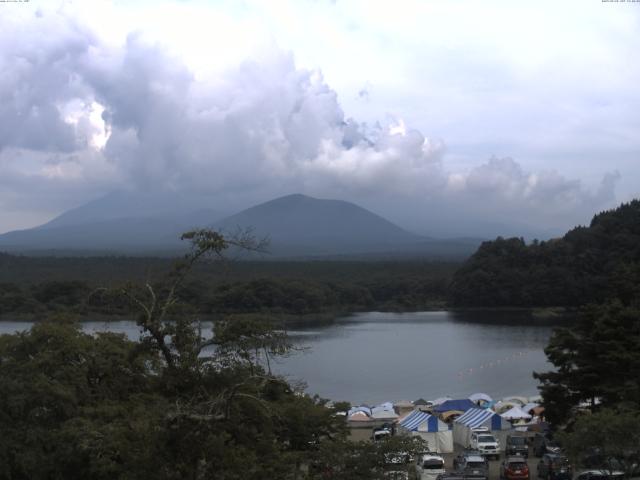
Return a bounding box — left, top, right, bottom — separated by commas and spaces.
398, 410, 454, 453
469, 393, 492, 404
371, 409, 399, 420
493, 401, 521, 414
371, 403, 399, 420
453, 408, 512, 449
522, 403, 540, 413
502, 396, 528, 406
501, 406, 532, 420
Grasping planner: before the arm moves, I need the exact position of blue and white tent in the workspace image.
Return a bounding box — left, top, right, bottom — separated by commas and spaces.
453, 408, 512, 448
398, 410, 453, 453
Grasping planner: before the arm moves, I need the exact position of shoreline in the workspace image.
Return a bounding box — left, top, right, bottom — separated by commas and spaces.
0, 305, 577, 324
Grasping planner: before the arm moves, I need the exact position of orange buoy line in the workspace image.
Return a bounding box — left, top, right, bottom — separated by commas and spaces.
456, 348, 535, 379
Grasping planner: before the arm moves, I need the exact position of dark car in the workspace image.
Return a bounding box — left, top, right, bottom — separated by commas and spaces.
574, 470, 625, 480
506, 434, 529, 457
436, 474, 465, 480
500, 456, 530, 480
533, 434, 561, 458
537, 454, 572, 480
453, 453, 489, 480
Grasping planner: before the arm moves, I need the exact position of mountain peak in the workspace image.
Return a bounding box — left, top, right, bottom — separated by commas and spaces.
213, 194, 422, 256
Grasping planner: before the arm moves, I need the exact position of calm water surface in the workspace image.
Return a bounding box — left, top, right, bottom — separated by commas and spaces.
0, 311, 557, 404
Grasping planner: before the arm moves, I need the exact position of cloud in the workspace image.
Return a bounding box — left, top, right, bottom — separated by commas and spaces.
0, 5, 625, 236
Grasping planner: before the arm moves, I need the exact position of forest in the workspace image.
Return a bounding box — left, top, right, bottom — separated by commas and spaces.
450, 200, 640, 307
0, 254, 456, 318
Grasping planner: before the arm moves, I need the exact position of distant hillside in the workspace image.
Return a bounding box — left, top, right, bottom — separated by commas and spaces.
450, 200, 640, 307
38, 190, 222, 230
0, 191, 223, 254
0, 192, 481, 259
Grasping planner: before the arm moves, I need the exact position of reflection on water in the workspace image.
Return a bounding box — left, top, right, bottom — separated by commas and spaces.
0, 311, 558, 404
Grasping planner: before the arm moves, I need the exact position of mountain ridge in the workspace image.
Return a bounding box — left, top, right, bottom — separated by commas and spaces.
0, 192, 482, 259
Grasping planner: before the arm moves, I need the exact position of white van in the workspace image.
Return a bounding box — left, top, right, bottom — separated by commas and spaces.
415, 453, 446, 480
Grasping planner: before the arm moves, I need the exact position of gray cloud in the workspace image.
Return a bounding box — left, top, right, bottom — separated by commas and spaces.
0, 7, 623, 236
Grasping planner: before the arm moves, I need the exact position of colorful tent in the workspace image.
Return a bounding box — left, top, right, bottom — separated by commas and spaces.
398, 410, 453, 453
452, 408, 512, 448
433, 399, 476, 413
430, 396, 452, 406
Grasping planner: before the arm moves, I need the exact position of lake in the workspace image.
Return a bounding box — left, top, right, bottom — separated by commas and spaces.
0, 311, 558, 404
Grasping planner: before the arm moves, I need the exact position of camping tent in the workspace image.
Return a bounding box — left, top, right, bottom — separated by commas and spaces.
430, 396, 452, 406
493, 401, 521, 414
502, 396, 528, 406
433, 399, 477, 414
347, 411, 371, 422
522, 403, 540, 414
348, 406, 372, 417
395, 400, 415, 417
371, 403, 399, 420
501, 406, 532, 421
453, 408, 512, 449
371, 408, 399, 420
469, 393, 493, 404
398, 410, 454, 453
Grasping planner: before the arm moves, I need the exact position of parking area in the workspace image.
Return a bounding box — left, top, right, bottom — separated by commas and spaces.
439, 443, 533, 480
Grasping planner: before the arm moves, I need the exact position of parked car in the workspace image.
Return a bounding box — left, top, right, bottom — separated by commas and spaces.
506, 434, 529, 457
537, 453, 572, 480
453, 452, 489, 480
581, 449, 640, 476
372, 427, 392, 442
415, 453, 446, 480
383, 467, 410, 479
470, 430, 500, 460
533, 434, 561, 457
574, 470, 625, 480
436, 474, 465, 480
500, 456, 531, 480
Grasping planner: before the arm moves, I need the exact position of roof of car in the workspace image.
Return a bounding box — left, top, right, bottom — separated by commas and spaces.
465, 455, 486, 462
420, 453, 445, 461
461, 451, 484, 458
578, 470, 624, 476
506, 457, 528, 463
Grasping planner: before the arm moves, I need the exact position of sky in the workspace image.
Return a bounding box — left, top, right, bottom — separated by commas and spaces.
0, 0, 639, 237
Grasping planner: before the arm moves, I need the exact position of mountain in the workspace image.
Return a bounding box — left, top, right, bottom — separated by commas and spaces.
0, 191, 224, 254
36, 190, 222, 230
0, 192, 482, 258
214, 194, 422, 255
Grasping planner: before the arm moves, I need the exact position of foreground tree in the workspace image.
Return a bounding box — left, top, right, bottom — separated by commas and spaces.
534, 301, 640, 426
558, 409, 640, 477
0, 230, 353, 479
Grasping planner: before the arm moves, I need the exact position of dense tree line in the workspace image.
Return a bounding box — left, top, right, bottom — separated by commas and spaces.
0, 268, 452, 318
450, 200, 640, 307
521, 201, 640, 473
